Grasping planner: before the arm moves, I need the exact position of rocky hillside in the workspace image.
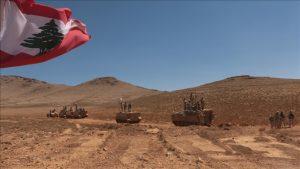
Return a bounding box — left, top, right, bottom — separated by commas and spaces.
117, 75, 300, 125
0, 75, 160, 107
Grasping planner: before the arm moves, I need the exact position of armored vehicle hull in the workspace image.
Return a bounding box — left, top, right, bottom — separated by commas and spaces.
58, 109, 88, 119
172, 109, 214, 126
73, 109, 88, 119
116, 112, 142, 124
47, 112, 58, 118
172, 112, 203, 126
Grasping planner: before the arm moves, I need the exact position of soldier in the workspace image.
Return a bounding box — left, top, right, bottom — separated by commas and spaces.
48, 109, 52, 117
119, 98, 123, 112
124, 102, 127, 113
183, 98, 187, 111
196, 101, 200, 111
192, 104, 196, 112
269, 114, 275, 129
274, 112, 280, 129
200, 97, 205, 110
121, 102, 124, 112
75, 104, 78, 111
60, 106, 67, 118
280, 111, 285, 128
288, 110, 295, 128
69, 106, 73, 117
128, 102, 132, 112
187, 100, 192, 111
205, 111, 214, 126
190, 93, 194, 103
190, 95, 195, 112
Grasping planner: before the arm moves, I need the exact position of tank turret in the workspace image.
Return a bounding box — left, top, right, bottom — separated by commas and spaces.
172, 93, 214, 126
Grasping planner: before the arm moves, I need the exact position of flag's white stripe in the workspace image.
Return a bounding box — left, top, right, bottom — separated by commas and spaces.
0, 0, 73, 56
0, 0, 7, 38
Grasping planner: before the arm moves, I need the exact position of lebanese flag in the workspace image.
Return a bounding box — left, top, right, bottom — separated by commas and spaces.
0, 0, 90, 68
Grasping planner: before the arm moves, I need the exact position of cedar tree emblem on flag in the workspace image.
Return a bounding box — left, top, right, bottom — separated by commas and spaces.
21, 19, 64, 56
0, 0, 91, 68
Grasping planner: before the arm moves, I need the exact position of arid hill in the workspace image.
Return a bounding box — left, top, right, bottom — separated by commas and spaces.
106, 75, 299, 125
1, 75, 299, 125
0, 75, 68, 106
1, 76, 300, 168
0, 75, 160, 107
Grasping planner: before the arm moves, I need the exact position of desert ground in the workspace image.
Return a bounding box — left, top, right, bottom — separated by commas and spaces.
1, 107, 299, 169
1, 75, 299, 168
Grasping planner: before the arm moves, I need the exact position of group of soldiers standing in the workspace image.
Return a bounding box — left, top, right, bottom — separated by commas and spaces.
183, 93, 205, 112
49, 108, 57, 114
47, 104, 88, 119
269, 110, 295, 129
61, 104, 83, 113
120, 98, 132, 113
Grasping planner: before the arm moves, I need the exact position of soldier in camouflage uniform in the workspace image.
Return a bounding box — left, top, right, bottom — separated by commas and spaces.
274, 112, 280, 129
128, 102, 132, 112
200, 97, 205, 110
288, 110, 295, 128
120, 98, 124, 112
269, 114, 275, 129
183, 98, 187, 111
280, 111, 285, 128
124, 102, 127, 113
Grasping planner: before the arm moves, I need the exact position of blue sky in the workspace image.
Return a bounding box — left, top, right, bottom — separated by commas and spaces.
1, 0, 300, 91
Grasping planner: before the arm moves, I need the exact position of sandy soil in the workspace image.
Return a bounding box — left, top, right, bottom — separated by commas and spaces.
1, 108, 300, 169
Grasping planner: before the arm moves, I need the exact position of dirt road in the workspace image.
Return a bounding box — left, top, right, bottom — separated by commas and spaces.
1, 114, 300, 169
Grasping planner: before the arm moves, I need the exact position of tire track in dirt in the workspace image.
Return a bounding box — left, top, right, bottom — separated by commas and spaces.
195, 128, 287, 169
30, 125, 111, 169
194, 127, 300, 169
218, 134, 300, 169
159, 126, 297, 169
62, 131, 111, 169
93, 125, 195, 169
2, 115, 300, 169
9, 126, 112, 169
96, 131, 132, 169
160, 129, 229, 169
119, 136, 150, 167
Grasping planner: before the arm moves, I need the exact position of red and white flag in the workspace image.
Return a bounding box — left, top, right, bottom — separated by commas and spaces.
0, 0, 90, 68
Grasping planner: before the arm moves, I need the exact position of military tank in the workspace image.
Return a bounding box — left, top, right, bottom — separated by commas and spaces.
116, 100, 141, 124
73, 108, 88, 119
115, 112, 142, 124
172, 93, 214, 126
47, 109, 58, 118
58, 106, 68, 118
58, 105, 88, 119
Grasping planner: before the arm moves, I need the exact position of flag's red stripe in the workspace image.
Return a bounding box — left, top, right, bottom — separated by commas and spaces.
0, 28, 90, 68
11, 0, 71, 24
